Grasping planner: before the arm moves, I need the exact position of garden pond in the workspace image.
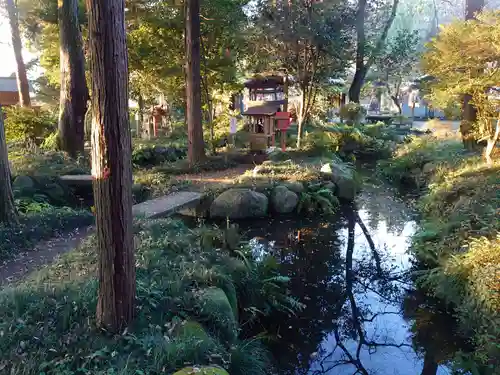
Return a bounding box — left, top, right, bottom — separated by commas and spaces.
230, 181, 470, 375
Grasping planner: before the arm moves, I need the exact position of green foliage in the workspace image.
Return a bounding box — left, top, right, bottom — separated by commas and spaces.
422, 11, 500, 151
338, 103, 367, 125
0, 202, 93, 261
9, 150, 90, 176
4, 106, 56, 148
297, 188, 340, 216
132, 145, 187, 167
0, 219, 300, 374
41, 130, 59, 150
301, 122, 395, 160
384, 136, 500, 368
378, 136, 464, 187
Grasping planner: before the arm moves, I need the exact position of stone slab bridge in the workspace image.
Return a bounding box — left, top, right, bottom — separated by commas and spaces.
60, 175, 203, 219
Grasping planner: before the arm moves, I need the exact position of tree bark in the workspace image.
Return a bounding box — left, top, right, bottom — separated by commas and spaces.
58, 0, 89, 157
460, 0, 485, 150
349, 0, 399, 103
137, 93, 144, 138
86, 0, 136, 332
0, 106, 18, 226
5, 0, 31, 107
185, 0, 206, 165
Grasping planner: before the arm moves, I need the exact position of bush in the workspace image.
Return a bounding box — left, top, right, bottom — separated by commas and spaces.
9, 150, 90, 176
0, 219, 301, 375
378, 136, 464, 188
132, 144, 187, 167
338, 103, 366, 125
384, 137, 500, 369
4, 106, 56, 148
300, 123, 395, 161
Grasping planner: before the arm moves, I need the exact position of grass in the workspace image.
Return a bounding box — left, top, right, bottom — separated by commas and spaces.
0, 219, 301, 375
0, 202, 94, 262
381, 135, 500, 370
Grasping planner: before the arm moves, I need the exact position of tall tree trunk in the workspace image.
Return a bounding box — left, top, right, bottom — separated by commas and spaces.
461, 0, 485, 150
58, 0, 89, 157
86, 0, 135, 332
349, 0, 399, 103
5, 0, 31, 107
185, 0, 205, 165
0, 106, 18, 225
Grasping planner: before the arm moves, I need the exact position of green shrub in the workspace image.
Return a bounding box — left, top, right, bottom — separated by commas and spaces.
132, 144, 187, 167
0, 218, 300, 375
338, 103, 366, 125
9, 150, 90, 176
4, 106, 56, 148
385, 137, 500, 369
40, 130, 59, 150
378, 136, 464, 187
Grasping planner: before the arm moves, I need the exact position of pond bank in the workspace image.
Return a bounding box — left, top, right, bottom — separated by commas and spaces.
211, 179, 467, 375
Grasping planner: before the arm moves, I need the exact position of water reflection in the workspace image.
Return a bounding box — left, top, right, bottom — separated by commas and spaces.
240, 185, 458, 375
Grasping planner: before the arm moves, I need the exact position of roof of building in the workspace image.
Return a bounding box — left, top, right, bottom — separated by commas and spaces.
0, 77, 18, 92
242, 101, 284, 116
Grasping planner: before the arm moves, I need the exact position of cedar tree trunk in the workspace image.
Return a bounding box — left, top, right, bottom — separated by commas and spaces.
58, 0, 89, 157
0, 106, 18, 225
185, 0, 205, 165
5, 0, 31, 107
460, 0, 485, 150
86, 0, 136, 332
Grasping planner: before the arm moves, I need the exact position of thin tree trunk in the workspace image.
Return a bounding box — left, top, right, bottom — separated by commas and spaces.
137, 93, 144, 138
0, 106, 18, 226
296, 87, 307, 149
5, 0, 31, 107
185, 0, 205, 165
58, 0, 89, 157
485, 116, 499, 165
461, 0, 485, 150
86, 0, 135, 332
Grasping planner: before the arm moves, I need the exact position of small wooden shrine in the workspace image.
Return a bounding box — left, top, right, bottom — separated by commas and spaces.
241, 75, 288, 151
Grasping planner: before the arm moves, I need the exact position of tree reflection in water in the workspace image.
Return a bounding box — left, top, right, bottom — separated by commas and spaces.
241, 187, 464, 375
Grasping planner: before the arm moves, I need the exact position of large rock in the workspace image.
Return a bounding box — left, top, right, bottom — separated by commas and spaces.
210, 188, 268, 219
283, 181, 304, 193
12, 175, 35, 190
271, 185, 299, 213
320, 162, 358, 200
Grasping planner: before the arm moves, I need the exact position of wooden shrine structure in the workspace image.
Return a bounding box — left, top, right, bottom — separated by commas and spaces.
241, 75, 290, 151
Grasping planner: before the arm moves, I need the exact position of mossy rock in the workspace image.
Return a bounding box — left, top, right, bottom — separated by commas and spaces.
194, 287, 237, 343
12, 175, 35, 190
210, 188, 268, 219
175, 321, 210, 341
271, 185, 299, 214
173, 366, 229, 375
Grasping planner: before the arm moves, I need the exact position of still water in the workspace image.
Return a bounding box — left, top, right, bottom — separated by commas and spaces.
239, 182, 463, 375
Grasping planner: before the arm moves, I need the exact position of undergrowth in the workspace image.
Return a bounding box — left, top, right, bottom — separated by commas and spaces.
382, 136, 500, 371
0, 219, 302, 375
0, 202, 93, 262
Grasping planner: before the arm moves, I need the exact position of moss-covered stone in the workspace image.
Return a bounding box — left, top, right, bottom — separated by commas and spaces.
194, 287, 237, 343
210, 189, 268, 219
175, 321, 210, 341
